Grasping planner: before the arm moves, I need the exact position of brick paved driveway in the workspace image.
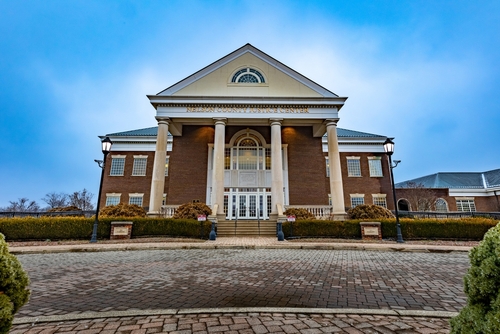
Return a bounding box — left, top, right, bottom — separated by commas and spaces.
16, 249, 468, 318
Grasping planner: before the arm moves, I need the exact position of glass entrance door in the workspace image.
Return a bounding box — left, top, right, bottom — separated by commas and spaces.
225, 190, 271, 220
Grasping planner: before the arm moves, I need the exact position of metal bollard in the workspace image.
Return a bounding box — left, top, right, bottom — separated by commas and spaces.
277, 221, 284, 241
209, 220, 217, 241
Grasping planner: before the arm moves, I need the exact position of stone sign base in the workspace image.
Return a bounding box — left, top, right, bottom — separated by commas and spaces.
360, 222, 382, 240
110, 221, 133, 240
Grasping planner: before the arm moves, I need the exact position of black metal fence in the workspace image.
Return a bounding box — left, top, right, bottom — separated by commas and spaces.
0, 210, 96, 218
397, 211, 500, 220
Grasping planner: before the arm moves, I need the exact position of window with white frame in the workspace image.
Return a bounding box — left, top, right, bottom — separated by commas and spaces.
165, 156, 170, 176
129, 193, 144, 206
456, 198, 476, 212
162, 193, 167, 205
372, 194, 387, 208
325, 157, 330, 177
435, 198, 448, 212
105, 193, 121, 206
110, 156, 125, 176
132, 156, 147, 176
368, 157, 383, 177
347, 157, 361, 177
231, 68, 266, 83
350, 194, 365, 208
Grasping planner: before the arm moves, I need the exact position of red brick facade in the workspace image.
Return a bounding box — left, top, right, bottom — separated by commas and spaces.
100, 125, 396, 212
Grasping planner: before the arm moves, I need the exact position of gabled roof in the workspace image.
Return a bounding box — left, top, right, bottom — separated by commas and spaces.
396, 169, 500, 189
106, 126, 384, 139
155, 43, 340, 98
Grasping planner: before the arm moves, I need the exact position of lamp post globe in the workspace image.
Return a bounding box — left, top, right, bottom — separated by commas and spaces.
383, 138, 395, 156
384, 137, 404, 243
90, 137, 113, 243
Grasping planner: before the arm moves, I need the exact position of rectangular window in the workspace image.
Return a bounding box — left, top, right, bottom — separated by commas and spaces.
368, 157, 383, 177
162, 194, 167, 206
265, 148, 271, 170
325, 157, 330, 177
224, 149, 231, 170
350, 194, 365, 208
110, 156, 125, 176
456, 198, 476, 212
165, 156, 170, 176
105, 194, 121, 206
347, 157, 361, 177
132, 156, 147, 176
129, 194, 143, 206
373, 194, 387, 208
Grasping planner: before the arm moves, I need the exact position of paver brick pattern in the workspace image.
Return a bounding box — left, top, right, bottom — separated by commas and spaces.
16, 249, 468, 318
10, 313, 452, 334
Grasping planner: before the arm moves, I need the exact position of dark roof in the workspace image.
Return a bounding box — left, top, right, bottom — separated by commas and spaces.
107, 127, 386, 139
396, 169, 500, 189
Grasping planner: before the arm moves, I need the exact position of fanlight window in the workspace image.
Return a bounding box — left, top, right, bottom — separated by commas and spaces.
224, 134, 270, 170
231, 68, 265, 83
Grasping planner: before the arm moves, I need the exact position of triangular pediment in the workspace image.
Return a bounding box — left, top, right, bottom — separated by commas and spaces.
157, 44, 338, 98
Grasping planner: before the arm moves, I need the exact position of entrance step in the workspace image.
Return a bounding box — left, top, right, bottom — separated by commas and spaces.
217, 220, 277, 237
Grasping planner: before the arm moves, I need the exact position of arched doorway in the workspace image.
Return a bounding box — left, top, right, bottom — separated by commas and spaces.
398, 199, 410, 211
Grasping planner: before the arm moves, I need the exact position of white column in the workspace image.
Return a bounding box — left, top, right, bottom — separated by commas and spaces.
148, 117, 169, 215
270, 119, 285, 215
326, 119, 346, 214
211, 118, 226, 215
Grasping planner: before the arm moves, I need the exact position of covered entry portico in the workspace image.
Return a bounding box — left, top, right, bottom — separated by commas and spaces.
144, 44, 348, 225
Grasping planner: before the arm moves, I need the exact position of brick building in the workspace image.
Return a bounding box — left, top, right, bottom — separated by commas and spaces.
395, 169, 500, 213
99, 44, 394, 224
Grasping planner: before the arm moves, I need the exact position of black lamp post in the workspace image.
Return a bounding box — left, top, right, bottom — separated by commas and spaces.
383, 138, 404, 243
90, 137, 113, 243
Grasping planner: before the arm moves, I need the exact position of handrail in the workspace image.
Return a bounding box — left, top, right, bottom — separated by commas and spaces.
234, 209, 238, 236
257, 208, 261, 236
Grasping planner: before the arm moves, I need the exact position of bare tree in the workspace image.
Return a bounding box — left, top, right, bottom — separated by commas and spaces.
42, 192, 68, 209
3, 198, 41, 212
68, 189, 94, 210
403, 182, 437, 211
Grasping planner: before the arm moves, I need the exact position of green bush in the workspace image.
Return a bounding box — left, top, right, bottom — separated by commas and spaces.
0, 233, 30, 333
347, 204, 395, 219
100, 203, 146, 217
0, 217, 213, 241
173, 203, 212, 220
450, 222, 500, 333
284, 208, 315, 220
283, 220, 361, 238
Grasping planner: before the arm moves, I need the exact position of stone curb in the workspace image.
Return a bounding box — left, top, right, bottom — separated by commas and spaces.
8, 243, 472, 255
13, 307, 459, 325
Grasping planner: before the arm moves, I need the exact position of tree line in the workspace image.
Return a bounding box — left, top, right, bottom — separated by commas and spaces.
0, 189, 95, 212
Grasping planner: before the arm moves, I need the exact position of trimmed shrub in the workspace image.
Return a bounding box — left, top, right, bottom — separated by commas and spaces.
0, 217, 213, 241
347, 204, 394, 219
283, 220, 361, 238
99, 203, 146, 218
173, 203, 212, 220
450, 222, 500, 333
0, 233, 30, 333
47, 205, 81, 212
284, 208, 315, 220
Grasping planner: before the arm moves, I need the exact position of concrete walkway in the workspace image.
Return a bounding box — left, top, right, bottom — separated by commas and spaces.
9, 237, 471, 333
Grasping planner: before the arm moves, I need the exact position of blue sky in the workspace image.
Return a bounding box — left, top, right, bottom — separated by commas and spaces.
1, 0, 499, 208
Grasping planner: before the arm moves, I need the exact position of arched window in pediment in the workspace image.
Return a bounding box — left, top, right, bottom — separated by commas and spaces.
231, 68, 265, 83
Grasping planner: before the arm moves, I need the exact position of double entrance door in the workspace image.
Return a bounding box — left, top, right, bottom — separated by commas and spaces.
225, 190, 271, 220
